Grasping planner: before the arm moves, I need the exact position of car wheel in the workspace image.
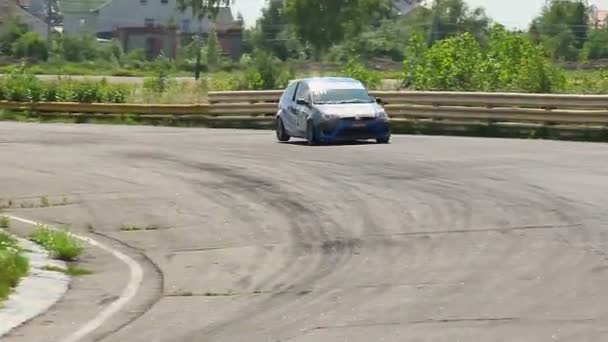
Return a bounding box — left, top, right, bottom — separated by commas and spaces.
276, 117, 290, 142
376, 136, 390, 144
306, 121, 318, 145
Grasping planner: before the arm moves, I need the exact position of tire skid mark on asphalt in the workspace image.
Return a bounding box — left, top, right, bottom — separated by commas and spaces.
6, 215, 144, 342
443, 180, 583, 319
127, 152, 356, 324
481, 178, 597, 319
118, 158, 285, 293
175, 165, 327, 293
342, 171, 580, 323
168, 160, 367, 339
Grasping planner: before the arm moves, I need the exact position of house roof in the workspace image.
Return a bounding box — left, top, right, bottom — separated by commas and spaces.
59, 0, 111, 13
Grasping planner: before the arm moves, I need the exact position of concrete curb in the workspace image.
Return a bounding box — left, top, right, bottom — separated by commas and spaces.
0, 229, 70, 338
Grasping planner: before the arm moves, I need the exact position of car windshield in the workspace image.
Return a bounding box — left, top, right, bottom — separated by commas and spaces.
312, 88, 374, 104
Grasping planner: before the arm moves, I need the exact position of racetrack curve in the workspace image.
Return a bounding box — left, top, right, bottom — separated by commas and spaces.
2, 122, 608, 342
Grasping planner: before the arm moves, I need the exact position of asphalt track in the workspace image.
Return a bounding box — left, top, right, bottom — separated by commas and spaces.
2, 122, 608, 342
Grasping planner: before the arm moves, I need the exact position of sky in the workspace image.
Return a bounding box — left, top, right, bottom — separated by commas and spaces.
232, 0, 608, 29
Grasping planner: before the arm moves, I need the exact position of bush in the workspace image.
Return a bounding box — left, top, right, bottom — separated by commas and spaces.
479, 25, 565, 93
12, 32, 49, 61
125, 49, 145, 63
341, 58, 381, 89
243, 51, 283, 90
58, 34, 101, 62
402, 28, 565, 93
416, 33, 484, 91
30, 226, 83, 261
209, 73, 242, 91
0, 71, 43, 102
0, 216, 9, 228
0, 72, 130, 103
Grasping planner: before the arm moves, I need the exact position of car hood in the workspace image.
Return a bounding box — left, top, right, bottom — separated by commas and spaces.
315, 103, 381, 118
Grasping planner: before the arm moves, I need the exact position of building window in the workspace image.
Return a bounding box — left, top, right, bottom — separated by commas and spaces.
181, 19, 191, 32
161, 0, 168, 3
145, 18, 154, 27
140, 0, 147, 4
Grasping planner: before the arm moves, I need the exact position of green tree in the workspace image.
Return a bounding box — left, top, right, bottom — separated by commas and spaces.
427, 0, 491, 45
285, 0, 390, 58
257, 0, 289, 60
0, 18, 30, 56
480, 25, 564, 93
410, 32, 484, 90
245, 1, 308, 61
581, 28, 608, 60
206, 29, 222, 68
531, 0, 590, 60
402, 32, 428, 88
327, 17, 410, 62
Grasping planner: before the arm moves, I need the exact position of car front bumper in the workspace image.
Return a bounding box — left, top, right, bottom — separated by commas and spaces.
317, 117, 390, 142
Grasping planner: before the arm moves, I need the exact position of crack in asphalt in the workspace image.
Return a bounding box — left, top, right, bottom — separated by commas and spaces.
165, 223, 583, 254
370, 223, 584, 237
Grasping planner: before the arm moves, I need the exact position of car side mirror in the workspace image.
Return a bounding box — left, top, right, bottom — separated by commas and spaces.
296, 98, 309, 106
375, 97, 384, 105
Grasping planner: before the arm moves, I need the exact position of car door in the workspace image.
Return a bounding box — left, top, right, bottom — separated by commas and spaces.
293, 83, 312, 137
281, 82, 300, 136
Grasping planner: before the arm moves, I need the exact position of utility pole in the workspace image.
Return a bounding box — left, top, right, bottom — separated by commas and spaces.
194, 33, 202, 80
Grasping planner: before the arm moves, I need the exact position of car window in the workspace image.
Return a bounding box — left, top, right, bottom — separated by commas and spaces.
312, 88, 374, 104
295, 83, 310, 102
281, 82, 298, 104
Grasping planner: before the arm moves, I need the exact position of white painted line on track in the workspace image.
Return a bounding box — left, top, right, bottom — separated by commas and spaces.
8, 215, 144, 342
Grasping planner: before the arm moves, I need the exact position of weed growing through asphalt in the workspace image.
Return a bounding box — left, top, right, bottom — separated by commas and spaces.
0, 232, 29, 300
120, 224, 143, 231
121, 224, 160, 231
42, 265, 93, 276
30, 226, 83, 261
0, 216, 10, 228
40, 196, 50, 208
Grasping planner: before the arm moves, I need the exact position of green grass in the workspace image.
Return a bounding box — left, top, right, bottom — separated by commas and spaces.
30, 226, 83, 261
40, 196, 50, 208
0, 232, 29, 301
42, 265, 92, 276
562, 69, 608, 94
0, 216, 10, 228
0, 231, 17, 248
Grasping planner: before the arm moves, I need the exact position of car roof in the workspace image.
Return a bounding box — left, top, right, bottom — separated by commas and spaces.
289, 77, 366, 91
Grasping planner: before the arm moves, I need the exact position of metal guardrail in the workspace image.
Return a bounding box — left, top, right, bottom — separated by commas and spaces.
2, 90, 608, 125
208, 90, 608, 109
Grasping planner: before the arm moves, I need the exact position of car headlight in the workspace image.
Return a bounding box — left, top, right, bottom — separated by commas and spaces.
376, 110, 388, 120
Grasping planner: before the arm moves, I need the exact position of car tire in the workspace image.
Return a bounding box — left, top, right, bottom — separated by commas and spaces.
376, 136, 390, 144
276, 117, 290, 142
306, 121, 318, 146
